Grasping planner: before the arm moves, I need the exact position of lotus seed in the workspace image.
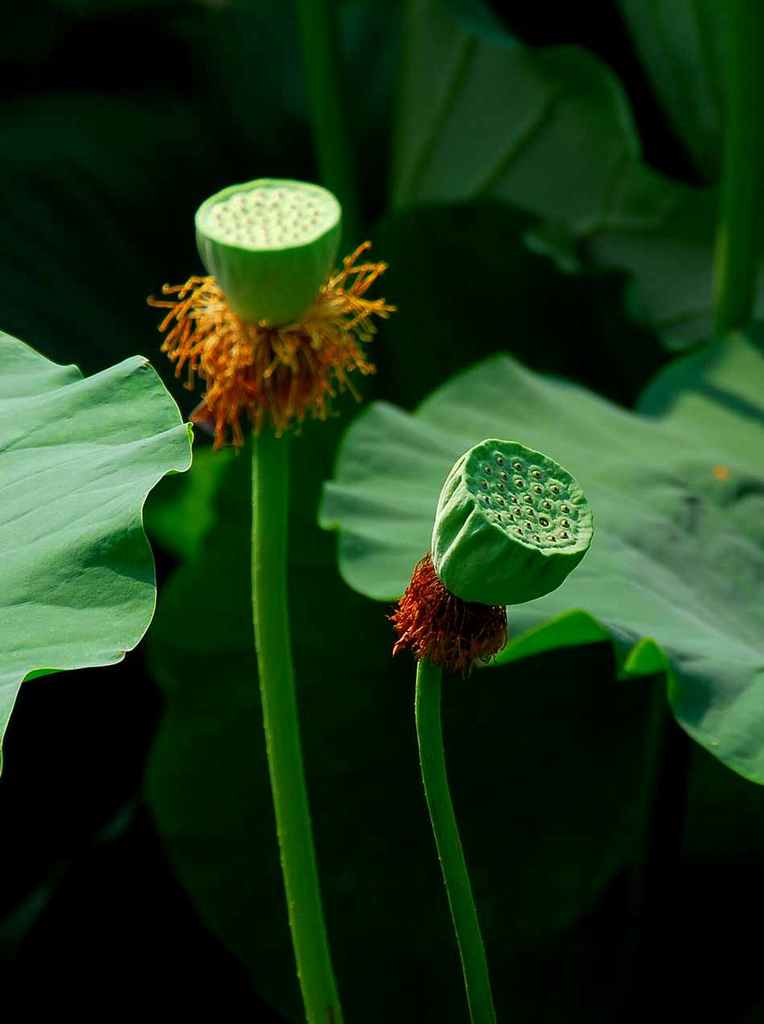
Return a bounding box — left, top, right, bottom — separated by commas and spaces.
202, 183, 338, 251
447, 440, 592, 581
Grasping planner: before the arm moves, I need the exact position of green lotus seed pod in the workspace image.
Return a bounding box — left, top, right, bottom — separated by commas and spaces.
195, 178, 342, 326
431, 439, 593, 605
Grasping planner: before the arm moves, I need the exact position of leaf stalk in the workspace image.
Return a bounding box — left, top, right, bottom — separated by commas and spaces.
712, 0, 764, 333
296, 0, 361, 243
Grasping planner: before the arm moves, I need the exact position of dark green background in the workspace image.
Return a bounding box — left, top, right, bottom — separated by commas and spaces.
2, 2, 764, 1021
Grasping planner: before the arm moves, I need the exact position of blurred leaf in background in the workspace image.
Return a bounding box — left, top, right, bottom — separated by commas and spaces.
392, 0, 764, 349
0, 0, 315, 380
617, 0, 726, 180
321, 328, 764, 780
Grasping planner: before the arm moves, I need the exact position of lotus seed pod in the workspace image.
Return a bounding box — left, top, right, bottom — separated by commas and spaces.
431, 439, 593, 606
195, 178, 342, 326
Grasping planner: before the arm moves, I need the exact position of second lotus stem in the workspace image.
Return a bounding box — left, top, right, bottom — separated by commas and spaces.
415, 657, 497, 1024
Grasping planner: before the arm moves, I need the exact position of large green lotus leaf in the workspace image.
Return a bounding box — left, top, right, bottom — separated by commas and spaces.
320, 329, 764, 781
392, 0, 764, 348
0, 331, 192, 760
145, 423, 651, 1023
617, 0, 725, 179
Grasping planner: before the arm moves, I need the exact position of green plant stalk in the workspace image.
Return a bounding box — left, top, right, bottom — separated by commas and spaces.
296, 0, 361, 244
712, 0, 764, 334
415, 657, 497, 1024
251, 430, 343, 1024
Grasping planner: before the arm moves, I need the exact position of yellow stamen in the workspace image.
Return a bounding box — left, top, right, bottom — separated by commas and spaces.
148, 242, 395, 448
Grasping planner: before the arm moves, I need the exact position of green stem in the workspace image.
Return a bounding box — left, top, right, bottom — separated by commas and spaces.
296, 0, 361, 243
415, 658, 497, 1024
712, 0, 764, 334
251, 431, 343, 1024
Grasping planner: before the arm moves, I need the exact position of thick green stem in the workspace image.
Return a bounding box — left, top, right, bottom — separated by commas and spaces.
415, 658, 497, 1024
296, 0, 361, 243
712, 0, 764, 334
251, 431, 343, 1024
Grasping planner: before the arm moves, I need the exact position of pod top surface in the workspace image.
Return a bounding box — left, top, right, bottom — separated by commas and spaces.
196, 179, 340, 253
463, 439, 592, 553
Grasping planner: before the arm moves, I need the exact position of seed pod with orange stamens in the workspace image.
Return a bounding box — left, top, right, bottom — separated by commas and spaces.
148, 178, 394, 448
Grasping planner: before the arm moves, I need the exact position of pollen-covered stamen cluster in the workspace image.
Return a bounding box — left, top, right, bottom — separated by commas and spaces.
148, 242, 394, 447
391, 554, 507, 676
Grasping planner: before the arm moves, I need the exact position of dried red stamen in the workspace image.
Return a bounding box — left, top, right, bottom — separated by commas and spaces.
390, 553, 507, 676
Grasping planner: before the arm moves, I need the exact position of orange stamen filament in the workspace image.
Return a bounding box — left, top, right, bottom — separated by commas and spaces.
148, 242, 395, 447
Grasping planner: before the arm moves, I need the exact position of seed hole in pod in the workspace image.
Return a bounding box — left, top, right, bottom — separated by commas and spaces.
515, 530, 523, 538
539, 516, 549, 526
531, 470, 542, 480
513, 461, 523, 472
561, 518, 570, 528
485, 465, 493, 475
524, 495, 533, 505
533, 484, 543, 494
514, 478, 525, 489
560, 531, 569, 540
500, 471, 508, 481
533, 534, 540, 542
497, 496, 505, 506
509, 495, 518, 505
543, 500, 552, 510
551, 485, 560, 496
480, 480, 488, 490
561, 504, 570, 514
495, 455, 505, 466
